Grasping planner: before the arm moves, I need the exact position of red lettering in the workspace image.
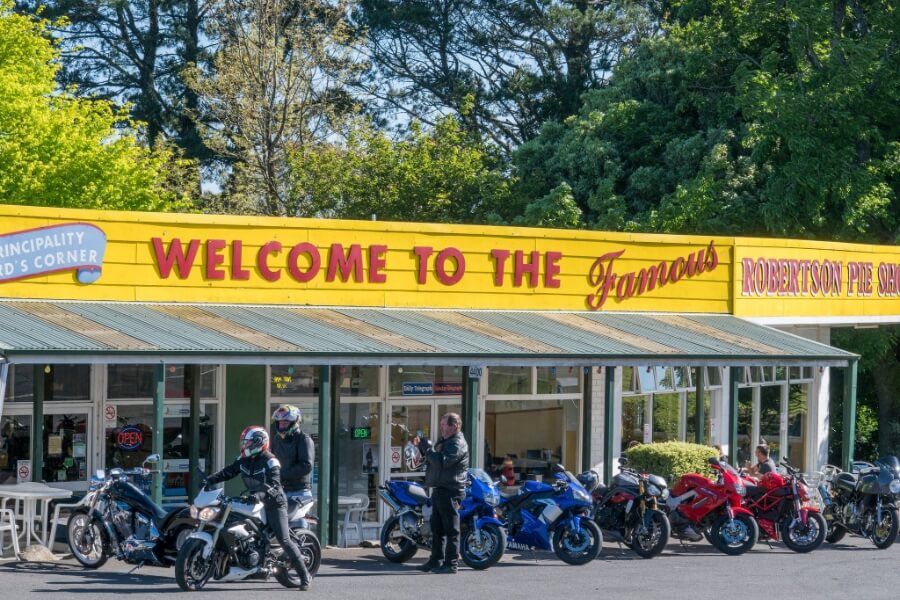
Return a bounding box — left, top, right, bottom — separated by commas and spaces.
369, 245, 387, 283
616, 271, 636, 300
414, 246, 433, 284
544, 252, 562, 288
205, 239, 226, 280
257, 241, 282, 282
513, 250, 540, 287
636, 262, 669, 294
288, 242, 320, 283
587, 250, 624, 310
848, 262, 860, 296
435, 247, 465, 285
326, 244, 364, 283
668, 257, 686, 283
151, 237, 200, 279
491, 249, 510, 286
742, 258, 755, 295
789, 260, 800, 294
231, 240, 250, 280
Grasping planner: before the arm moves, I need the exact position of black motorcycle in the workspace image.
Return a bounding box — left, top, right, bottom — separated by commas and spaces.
66, 454, 196, 569
819, 456, 900, 549
589, 458, 671, 558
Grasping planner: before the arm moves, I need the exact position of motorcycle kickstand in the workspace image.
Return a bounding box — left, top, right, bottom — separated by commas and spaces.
127, 562, 145, 575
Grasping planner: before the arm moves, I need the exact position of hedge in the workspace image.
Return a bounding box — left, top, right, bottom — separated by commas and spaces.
625, 441, 720, 484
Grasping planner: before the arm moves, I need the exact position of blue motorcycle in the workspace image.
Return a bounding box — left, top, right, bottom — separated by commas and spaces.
498, 465, 602, 565
378, 469, 507, 569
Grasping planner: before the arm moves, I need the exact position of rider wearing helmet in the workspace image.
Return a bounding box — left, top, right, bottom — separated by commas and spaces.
204, 425, 312, 590
270, 404, 315, 502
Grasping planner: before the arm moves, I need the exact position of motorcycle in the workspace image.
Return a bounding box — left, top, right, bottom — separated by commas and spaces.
665, 457, 758, 555
590, 458, 671, 558
66, 454, 196, 569
174, 485, 321, 591
498, 464, 602, 565
379, 468, 507, 570
739, 458, 827, 553
819, 456, 900, 549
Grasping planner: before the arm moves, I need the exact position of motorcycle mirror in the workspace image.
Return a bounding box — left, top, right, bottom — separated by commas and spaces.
618, 456, 628, 466
552, 463, 565, 473
707, 457, 720, 466
145, 453, 160, 463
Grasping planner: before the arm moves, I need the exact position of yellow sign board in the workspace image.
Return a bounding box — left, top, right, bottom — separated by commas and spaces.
0, 204, 732, 312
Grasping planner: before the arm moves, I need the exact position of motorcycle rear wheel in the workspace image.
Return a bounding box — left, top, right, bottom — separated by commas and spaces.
551, 519, 602, 565
870, 508, 899, 549
380, 515, 418, 563
824, 523, 847, 543
67, 511, 109, 569
460, 523, 507, 570
710, 514, 758, 556
629, 509, 670, 558
175, 538, 218, 591
275, 528, 322, 588
780, 511, 826, 553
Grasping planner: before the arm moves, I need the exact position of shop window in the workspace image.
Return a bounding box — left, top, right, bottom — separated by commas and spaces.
789, 366, 802, 380
802, 367, 814, 380
775, 366, 787, 382
652, 393, 680, 442
686, 391, 712, 442
0, 415, 32, 484
622, 395, 648, 452
337, 402, 381, 521
706, 367, 722, 387
388, 366, 463, 397
108, 364, 217, 400
105, 403, 217, 498
536, 367, 580, 394
655, 367, 675, 391
762, 367, 775, 382
787, 384, 809, 468
487, 366, 531, 395
271, 366, 320, 397
5, 364, 90, 402
621, 366, 637, 393
42, 413, 89, 483
672, 367, 691, 389
339, 366, 380, 397
636, 367, 657, 393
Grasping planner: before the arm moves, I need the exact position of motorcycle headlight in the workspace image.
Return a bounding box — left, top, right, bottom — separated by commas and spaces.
661, 488, 670, 500
189, 505, 199, 519
485, 492, 500, 507
573, 488, 591, 503
198, 506, 221, 521
734, 483, 746, 497
647, 484, 661, 497
890, 479, 900, 495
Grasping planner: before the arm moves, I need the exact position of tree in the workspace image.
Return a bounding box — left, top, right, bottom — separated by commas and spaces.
285, 116, 511, 222
356, 0, 660, 154
190, 0, 364, 216
0, 2, 193, 210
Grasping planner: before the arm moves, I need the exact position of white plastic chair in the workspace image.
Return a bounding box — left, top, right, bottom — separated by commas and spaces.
47, 496, 87, 553
0, 508, 20, 560
339, 493, 370, 547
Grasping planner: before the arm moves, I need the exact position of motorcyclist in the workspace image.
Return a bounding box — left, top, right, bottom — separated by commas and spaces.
270, 404, 315, 502
204, 425, 312, 591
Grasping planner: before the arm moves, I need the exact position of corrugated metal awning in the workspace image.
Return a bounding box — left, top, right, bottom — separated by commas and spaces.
0, 301, 856, 366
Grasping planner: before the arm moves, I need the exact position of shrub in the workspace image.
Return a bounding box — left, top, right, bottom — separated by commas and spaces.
625, 441, 719, 484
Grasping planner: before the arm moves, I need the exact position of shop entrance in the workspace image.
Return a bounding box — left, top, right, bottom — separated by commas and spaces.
385, 399, 461, 482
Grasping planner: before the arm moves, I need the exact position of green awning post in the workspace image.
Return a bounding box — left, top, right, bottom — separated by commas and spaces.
842, 359, 858, 471
153, 364, 165, 505
189, 365, 201, 499
581, 367, 593, 473
603, 366, 615, 485
317, 366, 333, 546
729, 367, 741, 465
695, 366, 705, 445
462, 367, 480, 466
328, 366, 340, 546
31, 365, 44, 482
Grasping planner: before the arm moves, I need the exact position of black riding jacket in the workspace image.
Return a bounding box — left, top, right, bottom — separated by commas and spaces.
206, 450, 286, 507
424, 431, 469, 495
270, 428, 315, 492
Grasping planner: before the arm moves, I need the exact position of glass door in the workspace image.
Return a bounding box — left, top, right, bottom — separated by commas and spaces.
385, 400, 462, 482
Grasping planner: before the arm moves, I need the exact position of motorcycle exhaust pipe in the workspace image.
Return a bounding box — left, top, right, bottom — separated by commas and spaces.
378, 488, 402, 512
817, 483, 832, 506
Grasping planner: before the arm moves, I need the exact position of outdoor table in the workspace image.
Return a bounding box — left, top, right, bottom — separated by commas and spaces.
0, 483, 73, 548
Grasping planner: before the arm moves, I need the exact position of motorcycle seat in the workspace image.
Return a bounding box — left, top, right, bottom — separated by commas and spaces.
744, 484, 767, 499
287, 496, 315, 513
405, 484, 430, 505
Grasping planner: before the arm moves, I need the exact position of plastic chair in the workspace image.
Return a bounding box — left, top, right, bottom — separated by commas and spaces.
339, 493, 370, 547
47, 496, 87, 553
0, 508, 20, 560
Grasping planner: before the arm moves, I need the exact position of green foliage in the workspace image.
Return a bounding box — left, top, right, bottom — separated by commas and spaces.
0, 2, 193, 210
625, 441, 719, 483
286, 117, 512, 222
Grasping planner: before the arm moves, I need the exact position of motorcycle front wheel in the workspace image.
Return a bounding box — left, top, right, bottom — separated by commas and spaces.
175, 538, 218, 591
710, 513, 758, 556
275, 528, 322, 588
780, 511, 827, 553
551, 519, 602, 565
67, 511, 109, 569
460, 522, 507, 570
870, 507, 899, 549
380, 515, 418, 563
629, 509, 671, 558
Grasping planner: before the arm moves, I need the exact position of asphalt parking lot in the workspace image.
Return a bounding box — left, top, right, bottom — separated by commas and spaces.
1, 536, 897, 600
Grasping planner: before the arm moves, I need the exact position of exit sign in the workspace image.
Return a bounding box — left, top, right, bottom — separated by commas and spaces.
352, 427, 371, 440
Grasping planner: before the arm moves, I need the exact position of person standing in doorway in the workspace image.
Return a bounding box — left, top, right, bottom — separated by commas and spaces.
271, 404, 316, 502
417, 412, 469, 574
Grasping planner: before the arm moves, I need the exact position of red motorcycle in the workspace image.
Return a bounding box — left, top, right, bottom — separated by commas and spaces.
665, 457, 758, 555
739, 459, 827, 553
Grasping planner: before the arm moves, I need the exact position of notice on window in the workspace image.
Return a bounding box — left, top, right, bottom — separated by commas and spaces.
48, 434, 63, 456
73, 436, 86, 458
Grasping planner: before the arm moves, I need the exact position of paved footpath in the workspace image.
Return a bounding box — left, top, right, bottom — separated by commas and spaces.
1, 536, 897, 600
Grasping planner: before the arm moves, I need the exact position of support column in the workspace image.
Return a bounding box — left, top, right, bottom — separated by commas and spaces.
153, 364, 165, 505
462, 367, 480, 467
31, 365, 44, 482
729, 367, 741, 465
189, 365, 201, 499
328, 366, 340, 545
842, 359, 858, 471
603, 366, 615, 485
694, 366, 705, 445
317, 366, 333, 546
581, 368, 593, 473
